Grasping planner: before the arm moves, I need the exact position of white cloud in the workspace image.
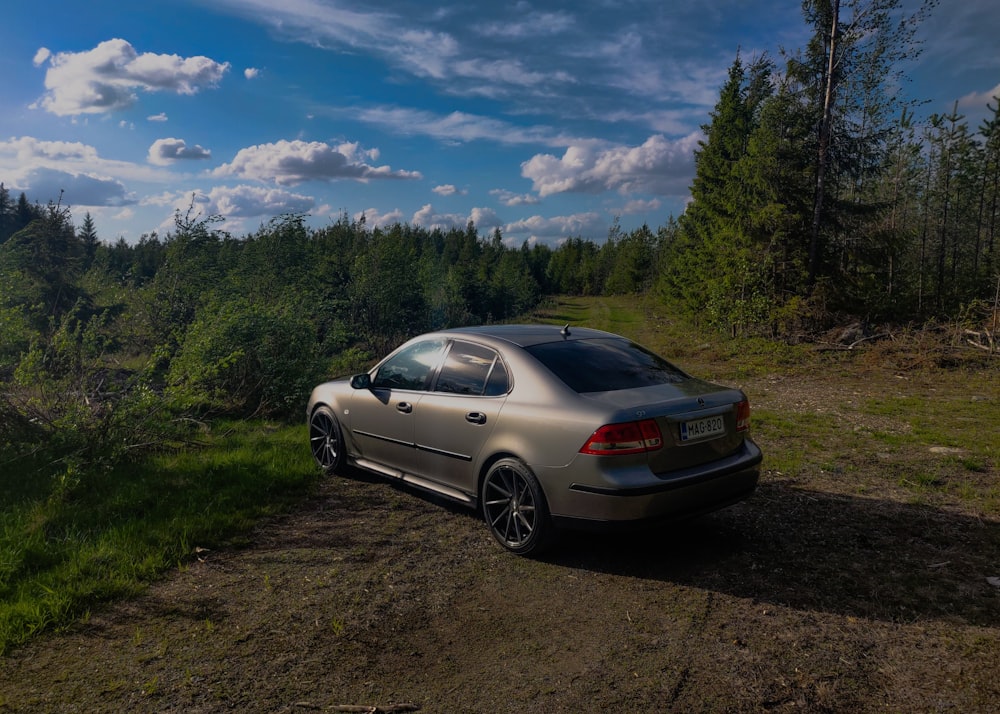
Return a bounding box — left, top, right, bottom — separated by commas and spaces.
490, 189, 540, 207
8, 166, 132, 207
0, 136, 101, 163
205, 184, 314, 217
154, 185, 315, 232
147, 112, 168, 122
958, 83, 1000, 110
432, 184, 466, 196
204, 0, 575, 98
355, 106, 577, 147
0, 136, 189, 192
411, 204, 501, 232
354, 207, 405, 228
503, 212, 604, 240
148, 138, 212, 165
475, 10, 575, 39
521, 133, 700, 197
33, 38, 230, 116
33, 47, 51, 66
617, 198, 662, 215
214, 139, 422, 185
141, 191, 181, 207
244, 67, 261, 79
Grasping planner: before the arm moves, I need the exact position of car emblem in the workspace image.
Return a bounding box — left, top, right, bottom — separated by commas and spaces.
698, 398, 706, 407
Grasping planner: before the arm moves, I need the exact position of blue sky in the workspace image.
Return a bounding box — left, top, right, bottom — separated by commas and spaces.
1, 0, 998, 246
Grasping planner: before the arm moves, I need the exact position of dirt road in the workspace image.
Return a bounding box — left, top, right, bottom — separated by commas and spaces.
2, 370, 998, 713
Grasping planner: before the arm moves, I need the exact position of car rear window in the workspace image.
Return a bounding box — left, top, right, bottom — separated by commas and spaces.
526, 338, 688, 393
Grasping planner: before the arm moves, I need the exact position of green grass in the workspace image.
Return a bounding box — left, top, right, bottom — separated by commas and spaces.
0, 421, 317, 654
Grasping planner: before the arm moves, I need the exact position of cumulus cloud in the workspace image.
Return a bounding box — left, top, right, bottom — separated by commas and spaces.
154, 185, 315, 231
205, 184, 314, 217
411, 204, 501, 232
354, 207, 405, 228
490, 189, 540, 207
503, 212, 605, 244
33, 47, 51, 66
10, 166, 132, 207
959, 82, 1000, 110
148, 138, 212, 165
1, 136, 101, 164
33, 38, 230, 116
0, 136, 194, 195
521, 133, 700, 197
244, 67, 261, 79
432, 184, 465, 196
214, 139, 422, 185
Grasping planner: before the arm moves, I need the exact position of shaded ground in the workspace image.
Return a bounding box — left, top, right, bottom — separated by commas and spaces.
2, 368, 999, 713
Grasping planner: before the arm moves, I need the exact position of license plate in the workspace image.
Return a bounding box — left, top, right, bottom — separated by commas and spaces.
680, 415, 726, 442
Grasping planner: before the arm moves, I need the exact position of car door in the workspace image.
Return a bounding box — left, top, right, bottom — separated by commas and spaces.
348, 337, 447, 474
414, 340, 510, 496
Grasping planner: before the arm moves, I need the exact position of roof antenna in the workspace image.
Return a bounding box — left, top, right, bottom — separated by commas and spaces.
560, 324, 571, 338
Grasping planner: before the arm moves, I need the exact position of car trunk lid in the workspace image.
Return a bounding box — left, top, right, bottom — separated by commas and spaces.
582, 380, 748, 473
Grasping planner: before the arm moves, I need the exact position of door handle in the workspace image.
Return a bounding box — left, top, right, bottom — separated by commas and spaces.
466, 412, 487, 425
396, 402, 413, 414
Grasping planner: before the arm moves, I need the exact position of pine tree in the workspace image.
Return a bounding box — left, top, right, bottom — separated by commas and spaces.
78, 212, 99, 268
665, 54, 777, 332
790, 0, 936, 288
0, 184, 14, 244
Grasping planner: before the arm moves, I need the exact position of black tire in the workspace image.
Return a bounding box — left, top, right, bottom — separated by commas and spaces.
481, 458, 551, 555
309, 405, 344, 474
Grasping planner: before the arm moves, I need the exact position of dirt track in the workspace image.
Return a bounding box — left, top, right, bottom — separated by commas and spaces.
2, 371, 999, 713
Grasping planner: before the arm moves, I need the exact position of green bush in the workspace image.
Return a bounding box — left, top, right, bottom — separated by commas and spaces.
167, 298, 323, 417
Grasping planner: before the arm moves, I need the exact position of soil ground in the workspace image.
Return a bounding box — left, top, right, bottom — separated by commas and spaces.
1, 367, 998, 713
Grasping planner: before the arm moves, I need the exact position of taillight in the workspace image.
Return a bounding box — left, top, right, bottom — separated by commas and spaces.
736, 400, 751, 432
580, 419, 664, 456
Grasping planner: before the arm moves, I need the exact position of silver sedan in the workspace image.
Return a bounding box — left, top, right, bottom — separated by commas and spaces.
307, 325, 762, 555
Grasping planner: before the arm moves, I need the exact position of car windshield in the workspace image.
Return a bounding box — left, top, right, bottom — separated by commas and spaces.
526, 338, 687, 393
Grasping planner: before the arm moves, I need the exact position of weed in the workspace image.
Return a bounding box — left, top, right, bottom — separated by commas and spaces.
141, 676, 159, 697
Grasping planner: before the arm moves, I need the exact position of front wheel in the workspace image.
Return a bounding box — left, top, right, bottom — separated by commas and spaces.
309, 405, 344, 474
481, 458, 551, 555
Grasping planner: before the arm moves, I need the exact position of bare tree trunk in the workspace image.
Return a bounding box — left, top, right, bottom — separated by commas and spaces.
808, 0, 841, 286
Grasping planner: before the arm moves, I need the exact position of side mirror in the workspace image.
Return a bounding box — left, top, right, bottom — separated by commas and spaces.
350, 373, 372, 390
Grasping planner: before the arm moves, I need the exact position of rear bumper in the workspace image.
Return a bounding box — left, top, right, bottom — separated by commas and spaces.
544, 440, 762, 528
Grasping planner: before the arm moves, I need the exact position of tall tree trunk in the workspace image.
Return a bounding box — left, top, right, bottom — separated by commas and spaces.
808, 0, 840, 286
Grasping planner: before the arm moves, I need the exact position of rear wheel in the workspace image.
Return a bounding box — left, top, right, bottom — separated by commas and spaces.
481, 458, 550, 555
309, 405, 344, 474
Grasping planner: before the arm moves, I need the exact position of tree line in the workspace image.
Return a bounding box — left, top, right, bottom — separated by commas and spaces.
664, 0, 999, 335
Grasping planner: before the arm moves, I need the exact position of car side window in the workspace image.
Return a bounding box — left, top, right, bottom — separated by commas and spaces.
372, 338, 447, 391
435, 341, 509, 396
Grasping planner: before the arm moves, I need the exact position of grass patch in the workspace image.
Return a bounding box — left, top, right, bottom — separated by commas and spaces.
0, 420, 317, 655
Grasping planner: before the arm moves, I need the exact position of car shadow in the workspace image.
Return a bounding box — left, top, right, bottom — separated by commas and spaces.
544, 479, 1000, 627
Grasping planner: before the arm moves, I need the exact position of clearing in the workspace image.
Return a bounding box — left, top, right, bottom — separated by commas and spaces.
2, 297, 998, 713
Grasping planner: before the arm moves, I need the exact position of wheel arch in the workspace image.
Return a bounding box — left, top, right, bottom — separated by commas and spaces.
476, 451, 551, 514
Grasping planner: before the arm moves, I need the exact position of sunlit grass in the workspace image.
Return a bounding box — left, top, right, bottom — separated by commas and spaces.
0, 421, 317, 655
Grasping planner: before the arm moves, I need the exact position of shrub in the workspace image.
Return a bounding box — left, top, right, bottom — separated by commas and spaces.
167, 298, 322, 417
